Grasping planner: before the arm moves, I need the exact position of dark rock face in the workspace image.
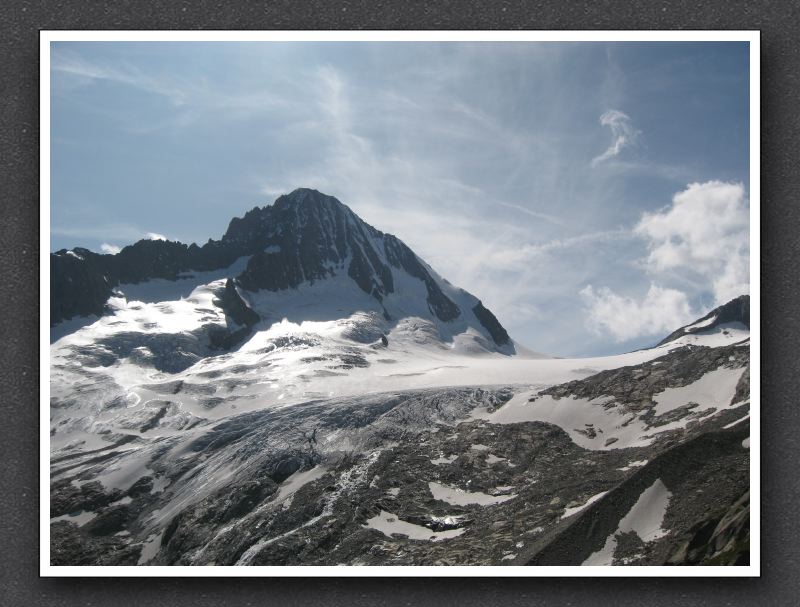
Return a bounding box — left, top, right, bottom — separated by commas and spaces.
51, 249, 115, 322
83, 505, 136, 537
227, 190, 459, 321
51, 521, 142, 566
383, 235, 460, 321
666, 490, 750, 565
50, 480, 123, 518
525, 427, 749, 566
51, 188, 492, 334
205, 278, 261, 349
472, 301, 511, 346
657, 295, 750, 346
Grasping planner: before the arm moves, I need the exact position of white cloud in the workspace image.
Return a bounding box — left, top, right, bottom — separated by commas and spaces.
580, 180, 749, 343
635, 180, 749, 304
592, 110, 640, 166
259, 184, 291, 199
100, 243, 121, 254
580, 284, 694, 342
145, 232, 167, 241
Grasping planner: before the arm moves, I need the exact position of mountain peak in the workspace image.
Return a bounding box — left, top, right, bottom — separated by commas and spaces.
274, 187, 347, 210
51, 189, 516, 353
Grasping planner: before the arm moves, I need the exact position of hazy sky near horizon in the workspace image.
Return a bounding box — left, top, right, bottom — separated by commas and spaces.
50, 40, 750, 357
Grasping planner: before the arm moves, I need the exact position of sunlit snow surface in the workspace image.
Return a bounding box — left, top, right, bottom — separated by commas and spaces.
683, 314, 718, 331
654, 322, 749, 350
50, 266, 664, 452
50, 266, 748, 460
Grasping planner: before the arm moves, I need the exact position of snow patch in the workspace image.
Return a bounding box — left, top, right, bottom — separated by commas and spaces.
582, 479, 672, 566
684, 314, 717, 331
428, 481, 516, 506
364, 510, 465, 542
275, 466, 328, 502
485, 453, 507, 465
560, 491, 609, 520
658, 322, 749, 350
652, 367, 744, 416
137, 530, 164, 565
50, 510, 97, 526
617, 460, 648, 472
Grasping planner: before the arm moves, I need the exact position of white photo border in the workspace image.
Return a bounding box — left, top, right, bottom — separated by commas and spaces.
40, 29, 760, 578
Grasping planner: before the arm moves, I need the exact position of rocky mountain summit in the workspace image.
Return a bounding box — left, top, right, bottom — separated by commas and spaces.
51, 189, 508, 348
49, 192, 751, 568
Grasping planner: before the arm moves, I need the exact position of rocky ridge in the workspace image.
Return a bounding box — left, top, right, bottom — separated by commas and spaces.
657, 295, 750, 346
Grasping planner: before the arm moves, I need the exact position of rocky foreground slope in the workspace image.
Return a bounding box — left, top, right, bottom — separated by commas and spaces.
50, 307, 750, 567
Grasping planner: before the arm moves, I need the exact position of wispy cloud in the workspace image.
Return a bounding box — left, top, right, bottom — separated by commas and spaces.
492, 200, 567, 227
52, 50, 190, 106
51, 47, 286, 131
100, 243, 121, 254
472, 229, 634, 272
591, 109, 640, 166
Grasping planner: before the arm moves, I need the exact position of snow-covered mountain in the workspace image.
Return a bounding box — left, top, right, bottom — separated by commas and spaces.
656, 294, 750, 347
50, 189, 535, 444
48, 190, 751, 568
51, 188, 514, 354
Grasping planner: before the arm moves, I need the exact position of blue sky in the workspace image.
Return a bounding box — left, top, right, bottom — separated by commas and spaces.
50, 41, 750, 357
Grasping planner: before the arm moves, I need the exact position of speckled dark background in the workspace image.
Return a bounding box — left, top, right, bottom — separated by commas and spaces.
1, 1, 797, 605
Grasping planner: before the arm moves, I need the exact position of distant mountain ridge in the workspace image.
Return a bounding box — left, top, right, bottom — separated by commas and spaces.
51, 188, 511, 348
657, 295, 750, 347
